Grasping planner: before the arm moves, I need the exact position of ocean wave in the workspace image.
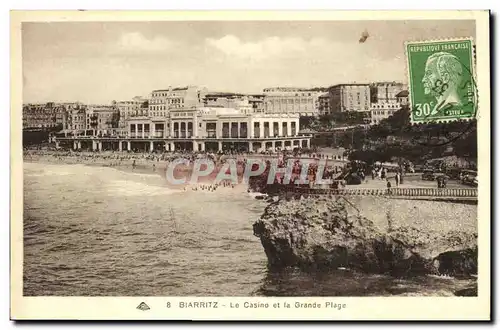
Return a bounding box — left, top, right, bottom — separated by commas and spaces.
25, 169, 75, 177
119, 171, 161, 179
105, 180, 181, 197
24, 163, 89, 177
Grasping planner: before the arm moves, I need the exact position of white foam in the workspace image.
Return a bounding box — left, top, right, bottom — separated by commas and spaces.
248, 192, 268, 198
427, 274, 456, 280
24, 164, 78, 177
123, 171, 162, 179
105, 180, 181, 197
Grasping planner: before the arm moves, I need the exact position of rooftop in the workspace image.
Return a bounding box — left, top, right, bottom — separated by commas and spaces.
328, 83, 371, 89
152, 85, 202, 93
204, 92, 246, 98
197, 107, 243, 116
370, 81, 404, 86
396, 90, 409, 97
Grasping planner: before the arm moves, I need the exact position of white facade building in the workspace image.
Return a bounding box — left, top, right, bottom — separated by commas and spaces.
263, 87, 322, 116
370, 102, 401, 125
124, 107, 305, 152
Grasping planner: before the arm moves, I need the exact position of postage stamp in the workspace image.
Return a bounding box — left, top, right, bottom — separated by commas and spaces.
406, 38, 477, 124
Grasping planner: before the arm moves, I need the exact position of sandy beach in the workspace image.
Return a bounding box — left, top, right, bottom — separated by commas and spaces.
23, 150, 255, 193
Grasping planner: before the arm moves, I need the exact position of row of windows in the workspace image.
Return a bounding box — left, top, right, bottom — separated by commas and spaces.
265, 108, 317, 113
263, 89, 312, 96
152, 92, 181, 97
267, 98, 315, 103
150, 104, 184, 110
372, 110, 397, 116
151, 112, 167, 117
151, 98, 183, 104
347, 95, 369, 99
266, 102, 316, 107
128, 121, 297, 127
27, 121, 63, 126
23, 116, 56, 120
172, 112, 194, 117
371, 104, 400, 109
23, 122, 58, 127
342, 100, 370, 105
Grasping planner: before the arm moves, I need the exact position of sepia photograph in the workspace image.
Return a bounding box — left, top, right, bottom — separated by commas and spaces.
11, 10, 491, 320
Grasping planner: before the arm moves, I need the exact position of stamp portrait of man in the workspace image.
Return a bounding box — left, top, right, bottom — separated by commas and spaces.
421, 51, 464, 115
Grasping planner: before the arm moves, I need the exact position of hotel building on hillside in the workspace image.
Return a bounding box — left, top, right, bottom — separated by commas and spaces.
63, 104, 87, 134
203, 93, 253, 114
262, 87, 323, 116
328, 83, 371, 113
22, 102, 67, 129
85, 105, 119, 136
117, 96, 147, 124
368, 85, 407, 125
317, 93, 330, 115
248, 94, 265, 113
396, 90, 409, 106
370, 102, 402, 125
148, 86, 208, 118
369, 81, 405, 104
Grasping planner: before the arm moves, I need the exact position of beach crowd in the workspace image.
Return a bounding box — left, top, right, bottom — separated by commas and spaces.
23, 146, 411, 191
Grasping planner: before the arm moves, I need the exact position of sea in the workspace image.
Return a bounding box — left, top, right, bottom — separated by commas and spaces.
23, 162, 476, 296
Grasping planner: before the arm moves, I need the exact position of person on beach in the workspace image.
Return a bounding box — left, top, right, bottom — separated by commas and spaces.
386, 178, 392, 194
381, 168, 387, 179
395, 172, 400, 187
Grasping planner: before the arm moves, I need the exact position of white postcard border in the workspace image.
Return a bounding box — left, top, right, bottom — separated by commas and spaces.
10, 10, 491, 321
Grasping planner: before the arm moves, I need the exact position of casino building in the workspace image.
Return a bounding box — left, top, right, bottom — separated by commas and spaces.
55, 106, 311, 153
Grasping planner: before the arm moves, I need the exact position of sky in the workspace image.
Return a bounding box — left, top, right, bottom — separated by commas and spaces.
22, 20, 475, 104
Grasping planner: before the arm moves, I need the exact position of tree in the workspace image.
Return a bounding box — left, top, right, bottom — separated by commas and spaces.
299, 116, 317, 130
352, 104, 478, 165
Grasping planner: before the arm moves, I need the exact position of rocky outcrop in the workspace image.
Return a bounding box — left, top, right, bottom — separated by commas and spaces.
454, 286, 478, 296
253, 196, 477, 277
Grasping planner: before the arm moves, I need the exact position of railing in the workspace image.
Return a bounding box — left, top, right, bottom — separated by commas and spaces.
55, 134, 313, 141
290, 187, 478, 198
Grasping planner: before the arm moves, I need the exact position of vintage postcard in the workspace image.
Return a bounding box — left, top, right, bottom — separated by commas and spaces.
11, 10, 491, 321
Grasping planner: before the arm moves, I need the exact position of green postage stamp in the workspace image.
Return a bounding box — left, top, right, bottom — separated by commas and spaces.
406, 38, 477, 123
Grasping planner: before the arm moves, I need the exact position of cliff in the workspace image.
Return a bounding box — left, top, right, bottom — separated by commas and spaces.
253, 196, 477, 277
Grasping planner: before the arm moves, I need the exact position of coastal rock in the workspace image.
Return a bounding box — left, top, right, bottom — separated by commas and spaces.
253, 196, 477, 276
454, 286, 478, 296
